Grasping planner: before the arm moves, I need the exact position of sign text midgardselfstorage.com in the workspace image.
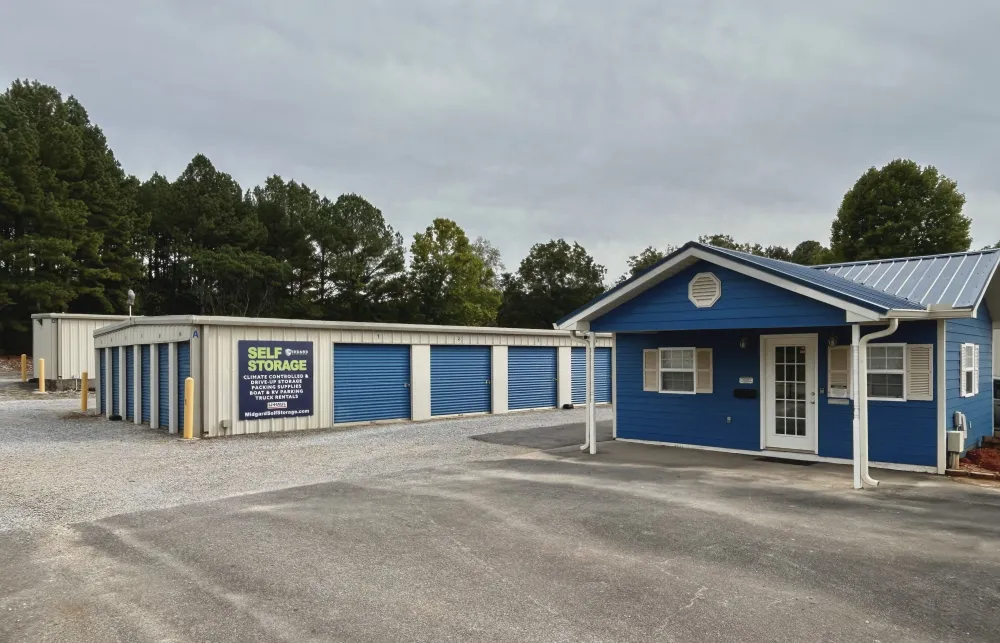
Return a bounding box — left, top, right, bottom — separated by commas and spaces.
238, 341, 314, 421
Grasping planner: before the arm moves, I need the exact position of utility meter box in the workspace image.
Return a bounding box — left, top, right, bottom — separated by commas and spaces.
947, 430, 966, 453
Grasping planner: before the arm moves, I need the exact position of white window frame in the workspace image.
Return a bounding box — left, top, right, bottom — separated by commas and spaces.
960, 343, 978, 398
658, 347, 697, 395
867, 343, 907, 402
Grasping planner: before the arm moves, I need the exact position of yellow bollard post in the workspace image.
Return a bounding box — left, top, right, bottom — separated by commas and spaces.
183, 376, 194, 440
81, 372, 89, 412
38, 358, 45, 393
21, 354, 27, 382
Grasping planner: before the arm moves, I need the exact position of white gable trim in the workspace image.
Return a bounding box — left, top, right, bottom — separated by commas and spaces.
556, 247, 893, 330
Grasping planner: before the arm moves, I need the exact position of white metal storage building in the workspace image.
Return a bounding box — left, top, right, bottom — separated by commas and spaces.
92, 316, 612, 437
31, 313, 129, 386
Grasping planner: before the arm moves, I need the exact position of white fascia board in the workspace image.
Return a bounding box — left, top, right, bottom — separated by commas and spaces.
886, 308, 974, 320
557, 247, 893, 329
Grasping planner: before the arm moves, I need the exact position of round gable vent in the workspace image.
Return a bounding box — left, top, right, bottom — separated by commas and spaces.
688, 272, 721, 308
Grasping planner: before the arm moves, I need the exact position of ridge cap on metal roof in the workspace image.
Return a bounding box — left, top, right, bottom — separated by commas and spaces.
814, 247, 1000, 270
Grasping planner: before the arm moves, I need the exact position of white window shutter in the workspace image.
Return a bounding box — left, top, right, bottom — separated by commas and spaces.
827, 346, 852, 399
643, 349, 659, 392
960, 344, 972, 397
905, 344, 933, 401
974, 344, 980, 395
695, 348, 713, 394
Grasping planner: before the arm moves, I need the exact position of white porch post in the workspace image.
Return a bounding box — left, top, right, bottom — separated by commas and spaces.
851, 324, 862, 489
587, 332, 596, 454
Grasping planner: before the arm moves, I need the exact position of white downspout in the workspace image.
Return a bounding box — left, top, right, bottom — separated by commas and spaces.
571, 331, 592, 452
857, 318, 900, 489
851, 324, 862, 490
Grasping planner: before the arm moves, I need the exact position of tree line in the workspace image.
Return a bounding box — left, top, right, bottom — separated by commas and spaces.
0, 80, 983, 354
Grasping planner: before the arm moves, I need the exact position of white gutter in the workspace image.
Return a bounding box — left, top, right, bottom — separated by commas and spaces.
856, 318, 900, 489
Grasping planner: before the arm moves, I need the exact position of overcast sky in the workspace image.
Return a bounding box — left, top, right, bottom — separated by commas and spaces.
2, 1, 999, 280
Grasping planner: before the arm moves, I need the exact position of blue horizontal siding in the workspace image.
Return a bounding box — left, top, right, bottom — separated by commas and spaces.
615, 321, 938, 467
592, 262, 847, 332
947, 311, 994, 450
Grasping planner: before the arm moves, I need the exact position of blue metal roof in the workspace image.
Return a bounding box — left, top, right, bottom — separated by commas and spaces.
704, 245, 925, 311
818, 249, 1000, 310
556, 242, 1000, 327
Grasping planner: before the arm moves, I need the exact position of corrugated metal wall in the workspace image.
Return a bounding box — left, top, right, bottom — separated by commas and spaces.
508, 347, 558, 410
177, 342, 190, 429
140, 345, 151, 423
158, 344, 169, 426
431, 345, 491, 416
32, 319, 53, 378
99, 318, 612, 437
111, 347, 120, 416
334, 344, 411, 423
58, 318, 120, 379
125, 347, 135, 420
99, 350, 107, 415
201, 326, 333, 436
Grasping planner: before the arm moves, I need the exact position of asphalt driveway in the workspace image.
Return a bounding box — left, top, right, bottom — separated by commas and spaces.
3, 432, 1000, 642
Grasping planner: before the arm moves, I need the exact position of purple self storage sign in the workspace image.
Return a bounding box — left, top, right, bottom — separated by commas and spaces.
238, 340, 314, 421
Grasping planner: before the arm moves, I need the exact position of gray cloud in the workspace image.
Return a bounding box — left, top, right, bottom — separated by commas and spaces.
2, 0, 999, 282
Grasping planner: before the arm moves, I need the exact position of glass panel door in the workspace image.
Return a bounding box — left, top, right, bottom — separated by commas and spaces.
764, 336, 817, 452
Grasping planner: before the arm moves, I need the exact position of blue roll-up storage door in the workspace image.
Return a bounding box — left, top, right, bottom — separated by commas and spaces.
177, 342, 190, 430
158, 345, 169, 427
125, 347, 135, 420
334, 344, 411, 423
571, 347, 612, 404
111, 347, 120, 416
508, 346, 557, 410
571, 347, 586, 404
431, 345, 491, 416
140, 345, 151, 423
595, 347, 611, 404
99, 350, 107, 415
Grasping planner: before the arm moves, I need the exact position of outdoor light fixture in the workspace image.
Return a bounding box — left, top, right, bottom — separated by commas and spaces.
739, 337, 748, 349
828, 336, 838, 348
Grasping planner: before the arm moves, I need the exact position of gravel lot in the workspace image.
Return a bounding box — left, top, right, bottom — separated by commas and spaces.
0, 395, 610, 531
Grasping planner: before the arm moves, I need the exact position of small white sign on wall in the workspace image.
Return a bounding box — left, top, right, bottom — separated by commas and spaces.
738, 376, 754, 384
828, 385, 849, 399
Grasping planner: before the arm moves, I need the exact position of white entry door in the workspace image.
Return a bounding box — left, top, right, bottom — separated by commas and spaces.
763, 335, 819, 452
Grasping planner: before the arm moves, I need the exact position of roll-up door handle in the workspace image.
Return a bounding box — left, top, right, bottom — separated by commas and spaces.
404, 383, 410, 388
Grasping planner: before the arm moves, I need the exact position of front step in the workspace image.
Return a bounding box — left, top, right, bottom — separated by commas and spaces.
983, 435, 1000, 448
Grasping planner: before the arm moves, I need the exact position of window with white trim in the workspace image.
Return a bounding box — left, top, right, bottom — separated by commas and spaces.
960, 343, 979, 397
660, 347, 696, 394
867, 344, 905, 401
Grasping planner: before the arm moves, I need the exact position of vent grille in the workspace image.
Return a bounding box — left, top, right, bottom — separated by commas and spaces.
688, 272, 721, 308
